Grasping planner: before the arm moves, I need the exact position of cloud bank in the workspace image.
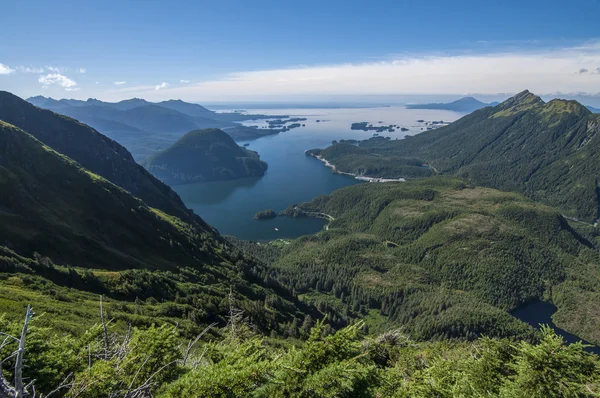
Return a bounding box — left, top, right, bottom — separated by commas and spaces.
102, 41, 600, 101
38, 73, 77, 90
0, 63, 15, 75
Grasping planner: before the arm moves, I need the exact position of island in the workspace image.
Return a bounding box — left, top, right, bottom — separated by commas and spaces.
253, 209, 277, 220
141, 128, 268, 185
267, 117, 308, 128
406, 96, 498, 112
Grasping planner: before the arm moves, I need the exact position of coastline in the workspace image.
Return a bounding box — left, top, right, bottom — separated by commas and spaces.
305, 151, 406, 183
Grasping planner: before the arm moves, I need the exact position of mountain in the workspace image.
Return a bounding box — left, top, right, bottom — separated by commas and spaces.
276, 177, 600, 345
588, 105, 600, 113
27, 96, 287, 160
406, 96, 498, 112
3, 93, 600, 397
0, 91, 204, 226
157, 99, 217, 119
311, 90, 600, 222
142, 128, 268, 185
0, 96, 312, 338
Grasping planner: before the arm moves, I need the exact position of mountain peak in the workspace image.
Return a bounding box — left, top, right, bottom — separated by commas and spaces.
492, 90, 544, 117
512, 89, 542, 104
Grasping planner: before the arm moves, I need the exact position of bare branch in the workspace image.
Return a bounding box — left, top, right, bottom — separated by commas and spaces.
182, 323, 216, 366
127, 360, 177, 397
99, 296, 109, 360
14, 305, 33, 398
42, 372, 73, 398
124, 354, 151, 396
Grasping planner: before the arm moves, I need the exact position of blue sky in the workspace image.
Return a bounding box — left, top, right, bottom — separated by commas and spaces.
1, 0, 600, 101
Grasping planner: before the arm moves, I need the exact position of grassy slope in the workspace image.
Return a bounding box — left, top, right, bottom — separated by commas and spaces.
0, 120, 310, 336
272, 177, 600, 343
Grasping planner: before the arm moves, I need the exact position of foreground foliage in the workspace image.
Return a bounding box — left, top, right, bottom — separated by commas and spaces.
1, 312, 599, 397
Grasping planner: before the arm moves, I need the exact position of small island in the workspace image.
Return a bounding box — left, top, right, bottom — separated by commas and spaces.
253, 209, 277, 220
351, 121, 405, 133
267, 117, 308, 128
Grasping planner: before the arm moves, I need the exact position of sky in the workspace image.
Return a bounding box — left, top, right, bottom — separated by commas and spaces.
1, 0, 600, 103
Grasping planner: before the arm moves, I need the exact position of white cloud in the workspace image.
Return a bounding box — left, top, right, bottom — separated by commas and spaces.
180, 79, 190, 84
65, 87, 80, 92
46, 65, 63, 73
17, 66, 44, 73
114, 81, 126, 85
78, 68, 87, 73
99, 40, 600, 101
0, 63, 15, 75
155, 82, 169, 90
38, 73, 77, 89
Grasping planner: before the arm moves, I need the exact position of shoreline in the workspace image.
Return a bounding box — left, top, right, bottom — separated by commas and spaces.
306, 151, 406, 183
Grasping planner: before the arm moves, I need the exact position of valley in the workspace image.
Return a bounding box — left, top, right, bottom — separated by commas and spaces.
2, 91, 600, 396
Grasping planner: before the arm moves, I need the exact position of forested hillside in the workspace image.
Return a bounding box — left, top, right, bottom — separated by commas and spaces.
310, 90, 600, 222
0, 91, 204, 227
275, 178, 600, 345
142, 128, 268, 185
2, 90, 600, 397
0, 107, 312, 338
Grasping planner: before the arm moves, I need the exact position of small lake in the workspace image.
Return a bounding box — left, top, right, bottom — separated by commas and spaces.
512, 300, 600, 355
174, 105, 463, 240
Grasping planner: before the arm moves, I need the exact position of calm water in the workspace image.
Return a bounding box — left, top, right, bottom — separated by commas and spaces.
512, 300, 600, 354
174, 106, 463, 240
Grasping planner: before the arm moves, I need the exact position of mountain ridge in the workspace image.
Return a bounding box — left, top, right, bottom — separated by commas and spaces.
27, 95, 288, 160
310, 90, 600, 222
0, 91, 212, 230
406, 96, 499, 112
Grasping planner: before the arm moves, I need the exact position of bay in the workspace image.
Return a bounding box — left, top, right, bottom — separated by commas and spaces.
174, 105, 463, 240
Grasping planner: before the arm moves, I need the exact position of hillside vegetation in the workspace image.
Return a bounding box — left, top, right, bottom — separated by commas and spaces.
2, 90, 600, 396
141, 128, 268, 185
0, 115, 310, 338
311, 90, 600, 222
273, 178, 600, 345
2, 312, 599, 397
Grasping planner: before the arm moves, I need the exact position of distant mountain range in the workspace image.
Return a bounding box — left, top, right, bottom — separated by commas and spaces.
406, 97, 499, 112
588, 105, 600, 113
141, 128, 268, 185
27, 96, 284, 160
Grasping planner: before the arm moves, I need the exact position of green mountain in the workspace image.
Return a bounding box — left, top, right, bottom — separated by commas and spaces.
142, 128, 268, 185
0, 91, 203, 226
3, 91, 600, 396
0, 94, 310, 337
311, 90, 600, 222
406, 96, 499, 112
275, 177, 600, 345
